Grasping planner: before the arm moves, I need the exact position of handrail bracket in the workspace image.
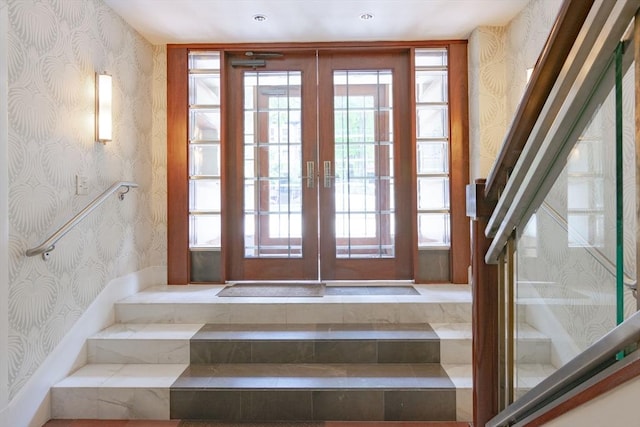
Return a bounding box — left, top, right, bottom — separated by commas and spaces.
25, 181, 139, 260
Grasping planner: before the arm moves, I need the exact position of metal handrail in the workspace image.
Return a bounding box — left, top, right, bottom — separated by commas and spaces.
540, 202, 637, 291
25, 181, 138, 259
487, 309, 640, 426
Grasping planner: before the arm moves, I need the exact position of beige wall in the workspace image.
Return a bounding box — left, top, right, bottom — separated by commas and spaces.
4, 0, 166, 400
545, 376, 640, 427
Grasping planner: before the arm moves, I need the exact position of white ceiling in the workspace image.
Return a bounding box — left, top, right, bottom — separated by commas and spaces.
103, 0, 532, 45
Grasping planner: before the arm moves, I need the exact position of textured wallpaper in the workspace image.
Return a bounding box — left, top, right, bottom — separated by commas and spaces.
6, 0, 166, 398
504, 0, 561, 119
468, 26, 507, 181
468, 0, 562, 181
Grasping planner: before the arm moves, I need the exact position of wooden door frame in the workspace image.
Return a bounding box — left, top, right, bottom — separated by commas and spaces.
166, 41, 469, 285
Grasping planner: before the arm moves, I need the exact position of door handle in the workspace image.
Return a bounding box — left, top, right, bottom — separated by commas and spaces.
302, 161, 315, 188
323, 161, 335, 188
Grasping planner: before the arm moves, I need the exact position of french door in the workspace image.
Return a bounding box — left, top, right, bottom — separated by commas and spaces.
225, 51, 412, 281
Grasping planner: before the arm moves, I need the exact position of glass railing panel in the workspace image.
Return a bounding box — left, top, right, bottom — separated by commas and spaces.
622, 59, 637, 320
514, 56, 622, 399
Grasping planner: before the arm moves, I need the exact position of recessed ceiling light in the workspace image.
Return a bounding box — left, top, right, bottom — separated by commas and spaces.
253, 14, 267, 22
360, 13, 374, 20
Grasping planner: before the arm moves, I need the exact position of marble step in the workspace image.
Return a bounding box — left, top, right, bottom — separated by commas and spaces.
52, 363, 473, 421
53, 284, 480, 422
514, 363, 558, 397
87, 323, 476, 365
432, 323, 552, 365
51, 364, 188, 420
86, 322, 549, 367
190, 323, 441, 364
87, 324, 203, 364
515, 324, 552, 364
113, 284, 472, 324
170, 363, 457, 421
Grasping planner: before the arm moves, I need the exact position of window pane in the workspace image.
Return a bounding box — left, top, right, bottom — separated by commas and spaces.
417, 140, 448, 174
416, 70, 448, 103
268, 213, 302, 239
418, 213, 450, 246
190, 109, 220, 141
189, 74, 220, 105
417, 105, 448, 138
244, 179, 255, 211
415, 49, 447, 67
189, 52, 220, 70
190, 214, 221, 247
189, 179, 221, 211
418, 177, 450, 210
190, 144, 220, 176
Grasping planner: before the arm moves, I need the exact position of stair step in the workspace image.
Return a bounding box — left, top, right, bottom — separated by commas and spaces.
113, 285, 472, 324
174, 362, 454, 389
430, 323, 553, 364
514, 363, 557, 396
191, 323, 441, 364
171, 363, 456, 421
87, 323, 476, 365
515, 324, 553, 364
88, 324, 203, 364
430, 323, 471, 364
51, 364, 188, 420
52, 284, 476, 422
52, 363, 470, 422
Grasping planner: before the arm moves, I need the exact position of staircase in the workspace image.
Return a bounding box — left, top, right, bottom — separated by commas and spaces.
51, 283, 476, 422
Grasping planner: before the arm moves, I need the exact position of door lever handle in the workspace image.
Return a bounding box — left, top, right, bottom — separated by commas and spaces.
323, 161, 335, 188
302, 161, 315, 188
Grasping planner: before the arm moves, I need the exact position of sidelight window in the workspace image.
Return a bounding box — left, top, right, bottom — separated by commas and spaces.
415, 48, 450, 247
188, 51, 222, 249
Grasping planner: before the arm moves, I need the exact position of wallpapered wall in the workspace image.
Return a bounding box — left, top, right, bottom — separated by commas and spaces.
5, 0, 166, 398
468, 0, 562, 180
468, 25, 507, 181
1, 0, 10, 414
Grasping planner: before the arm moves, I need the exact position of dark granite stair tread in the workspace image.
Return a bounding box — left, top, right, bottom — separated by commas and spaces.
172, 363, 455, 390
193, 323, 439, 341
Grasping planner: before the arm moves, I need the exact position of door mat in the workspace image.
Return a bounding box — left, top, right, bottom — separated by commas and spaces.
217, 283, 326, 297
325, 286, 419, 296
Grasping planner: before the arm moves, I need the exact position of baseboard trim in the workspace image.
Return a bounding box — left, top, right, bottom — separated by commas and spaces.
3, 265, 167, 427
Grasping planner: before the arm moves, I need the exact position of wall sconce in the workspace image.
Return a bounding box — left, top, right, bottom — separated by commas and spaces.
95, 72, 112, 144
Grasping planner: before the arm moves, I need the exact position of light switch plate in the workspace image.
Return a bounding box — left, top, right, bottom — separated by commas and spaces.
76, 175, 88, 195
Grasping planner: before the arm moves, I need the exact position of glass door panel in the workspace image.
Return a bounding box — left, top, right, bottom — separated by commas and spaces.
243, 71, 303, 257
333, 70, 395, 258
